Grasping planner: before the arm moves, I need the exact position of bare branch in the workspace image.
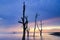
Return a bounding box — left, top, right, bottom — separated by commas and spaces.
18, 21, 23, 23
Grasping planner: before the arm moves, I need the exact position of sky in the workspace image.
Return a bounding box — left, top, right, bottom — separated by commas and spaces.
0, 0, 60, 32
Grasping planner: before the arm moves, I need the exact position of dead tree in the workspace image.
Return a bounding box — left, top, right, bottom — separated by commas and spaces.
40, 20, 43, 40
37, 20, 43, 40
37, 24, 40, 32
27, 29, 29, 40
18, 2, 28, 40
25, 16, 30, 40
26, 28, 30, 40
33, 13, 38, 40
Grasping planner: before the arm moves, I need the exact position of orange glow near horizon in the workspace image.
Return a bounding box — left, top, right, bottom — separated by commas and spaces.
0, 17, 60, 33
16, 26, 60, 33
0, 25, 60, 33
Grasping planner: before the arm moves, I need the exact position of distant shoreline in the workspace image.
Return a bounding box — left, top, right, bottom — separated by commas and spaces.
50, 32, 60, 37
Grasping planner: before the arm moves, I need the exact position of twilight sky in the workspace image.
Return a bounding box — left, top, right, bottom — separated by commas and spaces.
0, 0, 60, 30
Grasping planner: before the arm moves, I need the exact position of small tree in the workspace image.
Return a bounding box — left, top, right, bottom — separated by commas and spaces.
26, 28, 30, 40
33, 13, 38, 40
40, 20, 43, 40
25, 16, 30, 40
37, 20, 43, 40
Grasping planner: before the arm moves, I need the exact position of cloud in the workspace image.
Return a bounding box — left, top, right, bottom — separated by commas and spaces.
0, 0, 60, 29
28, 17, 60, 27
0, 17, 3, 20
0, 17, 60, 33
0, 24, 22, 32
42, 17, 60, 26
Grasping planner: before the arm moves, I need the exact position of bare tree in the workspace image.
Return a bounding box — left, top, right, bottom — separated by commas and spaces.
33, 13, 38, 40
37, 20, 43, 40
18, 2, 28, 40
40, 20, 43, 40
26, 28, 30, 40
25, 16, 30, 40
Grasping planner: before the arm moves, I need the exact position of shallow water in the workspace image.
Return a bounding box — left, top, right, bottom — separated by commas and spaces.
0, 33, 60, 40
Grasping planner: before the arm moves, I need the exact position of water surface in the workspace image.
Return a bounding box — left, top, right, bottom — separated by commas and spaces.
0, 33, 60, 40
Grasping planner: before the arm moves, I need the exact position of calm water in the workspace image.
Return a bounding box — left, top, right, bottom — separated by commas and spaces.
0, 33, 60, 40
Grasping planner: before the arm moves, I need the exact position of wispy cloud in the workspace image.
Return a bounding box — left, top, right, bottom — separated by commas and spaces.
0, 17, 60, 33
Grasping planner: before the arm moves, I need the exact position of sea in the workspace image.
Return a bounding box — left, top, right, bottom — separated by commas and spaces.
0, 32, 60, 40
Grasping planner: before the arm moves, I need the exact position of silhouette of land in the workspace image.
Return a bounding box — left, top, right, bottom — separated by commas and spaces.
50, 32, 60, 37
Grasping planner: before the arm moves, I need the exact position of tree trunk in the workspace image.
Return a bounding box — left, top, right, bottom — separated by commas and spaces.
22, 28, 26, 40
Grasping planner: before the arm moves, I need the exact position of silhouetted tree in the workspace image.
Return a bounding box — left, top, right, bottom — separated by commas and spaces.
34, 14, 43, 40
25, 16, 30, 40
27, 28, 30, 40
18, 2, 28, 40
40, 20, 43, 40
33, 13, 38, 40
